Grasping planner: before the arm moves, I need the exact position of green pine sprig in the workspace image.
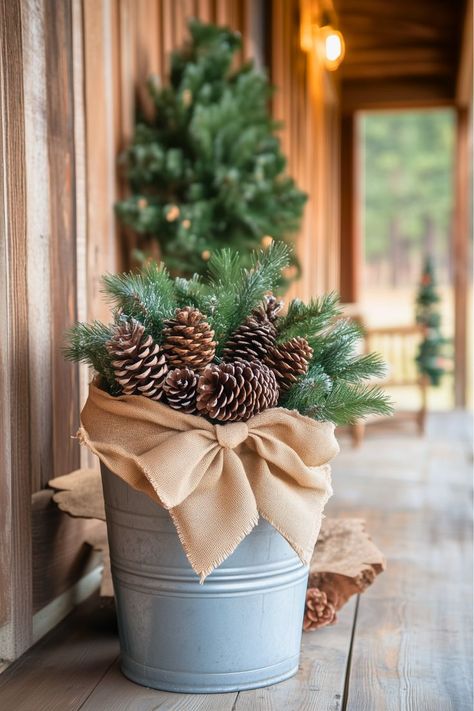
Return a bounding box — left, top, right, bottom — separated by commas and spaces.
63, 321, 118, 394
101, 262, 176, 340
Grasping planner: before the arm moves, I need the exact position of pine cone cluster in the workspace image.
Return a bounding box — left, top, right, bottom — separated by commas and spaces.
162, 307, 216, 370
197, 360, 279, 422
264, 337, 313, 391
163, 367, 198, 414
106, 319, 168, 400
303, 588, 337, 631
103, 294, 314, 421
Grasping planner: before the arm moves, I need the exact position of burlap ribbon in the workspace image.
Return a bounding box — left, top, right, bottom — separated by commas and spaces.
79, 383, 339, 580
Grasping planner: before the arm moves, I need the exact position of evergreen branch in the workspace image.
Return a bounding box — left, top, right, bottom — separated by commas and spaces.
309, 319, 364, 370
174, 275, 207, 309
332, 352, 387, 383
101, 262, 176, 339
277, 292, 341, 342
63, 321, 118, 393
317, 381, 393, 425
204, 243, 290, 350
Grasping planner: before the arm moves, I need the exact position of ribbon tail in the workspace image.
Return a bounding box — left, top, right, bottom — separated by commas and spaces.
245, 454, 333, 566
169, 449, 259, 581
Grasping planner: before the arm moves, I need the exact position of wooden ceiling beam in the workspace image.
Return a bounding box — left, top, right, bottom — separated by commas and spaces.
341, 78, 455, 111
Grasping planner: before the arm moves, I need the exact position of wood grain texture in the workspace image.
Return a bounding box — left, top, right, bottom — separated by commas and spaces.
32, 491, 100, 614
44, 0, 81, 479
0, 0, 33, 658
335, 0, 464, 109
272, 0, 341, 300
453, 107, 470, 408
234, 598, 356, 711
331, 413, 473, 710
0, 594, 118, 711
21, 0, 54, 493
80, 660, 238, 710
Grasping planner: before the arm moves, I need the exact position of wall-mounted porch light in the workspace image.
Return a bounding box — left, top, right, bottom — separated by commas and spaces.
300, 4, 345, 71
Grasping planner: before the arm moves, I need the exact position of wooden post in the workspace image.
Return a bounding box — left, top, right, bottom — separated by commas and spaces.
339, 112, 360, 304
0, 0, 33, 659
453, 107, 470, 409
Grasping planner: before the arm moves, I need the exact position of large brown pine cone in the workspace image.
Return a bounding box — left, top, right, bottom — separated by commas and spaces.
162, 307, 216, 370
106, 318, 168, 400
222, 297, 281, 362
264, 337, 313, 391
196, 360, 279, 422
303, 588, 337, 631
163, 367, 198, 414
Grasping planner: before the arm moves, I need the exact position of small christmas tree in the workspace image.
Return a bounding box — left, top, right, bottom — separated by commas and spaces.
415, 257, 449, 386
115, 19, 306, 276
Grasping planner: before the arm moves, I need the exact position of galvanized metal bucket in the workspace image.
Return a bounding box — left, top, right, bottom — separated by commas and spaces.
101, 464, 308, 693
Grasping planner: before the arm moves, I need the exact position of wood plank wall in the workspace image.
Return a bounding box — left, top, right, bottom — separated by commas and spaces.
271, 0, 341, 300
0, 0, 261, 662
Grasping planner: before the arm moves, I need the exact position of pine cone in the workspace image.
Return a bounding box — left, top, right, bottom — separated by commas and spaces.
197, 360, 279, 422
162, 307, 216, 370
264, 337, 313, 391
303, 588, 337, 631
253, 294, 284, 323
163, 367, 198, 414
222, 303, 278, 363
106, 319, 167, 400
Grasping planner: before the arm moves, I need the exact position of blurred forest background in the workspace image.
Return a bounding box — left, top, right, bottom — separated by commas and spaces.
359, 109, 465, 409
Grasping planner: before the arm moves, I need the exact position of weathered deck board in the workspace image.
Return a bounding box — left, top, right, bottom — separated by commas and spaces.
332, 413, 473, 711
0, 596, 118, 711
234, 597, 356, 711
0, 413, 471, 711
80, 660, 238, 711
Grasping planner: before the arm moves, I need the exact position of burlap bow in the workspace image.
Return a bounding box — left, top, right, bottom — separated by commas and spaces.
79, 383, 339, 580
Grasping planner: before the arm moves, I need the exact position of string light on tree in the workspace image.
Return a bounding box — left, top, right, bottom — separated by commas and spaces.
182, 219, 191, 229
137, 198, 148, 210
261, 235, 274, 249
201, 249, 211, 261
166, 205, 180, 222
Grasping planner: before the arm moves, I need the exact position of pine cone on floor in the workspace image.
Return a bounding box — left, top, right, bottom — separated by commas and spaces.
196, 360, 279, 422
222, 296, 281, 362
163, 367, 199, 414
162, 307, 216, 370
264, 337, 313, 391
106, 318, 168, 400
303, 588, 337, 631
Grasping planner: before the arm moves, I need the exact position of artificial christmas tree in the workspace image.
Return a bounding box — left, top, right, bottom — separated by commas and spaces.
115, 20, 306, 276
415, 257, 449, 386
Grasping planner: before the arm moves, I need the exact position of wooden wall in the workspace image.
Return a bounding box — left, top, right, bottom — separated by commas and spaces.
271, 0, 341, 300
0, 0, 258, 662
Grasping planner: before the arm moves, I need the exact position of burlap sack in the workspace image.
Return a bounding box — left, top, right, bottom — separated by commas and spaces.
79, 383, 339, 580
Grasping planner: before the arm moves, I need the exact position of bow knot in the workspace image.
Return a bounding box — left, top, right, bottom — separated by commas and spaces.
215, 422, 249, 449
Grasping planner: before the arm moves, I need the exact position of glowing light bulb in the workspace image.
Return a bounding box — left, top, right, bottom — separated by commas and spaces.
325, 32, 342, 62
320, 26, 345, 70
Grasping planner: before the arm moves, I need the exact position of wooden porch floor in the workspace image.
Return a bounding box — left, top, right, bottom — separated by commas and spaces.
0, 412, 472, 710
